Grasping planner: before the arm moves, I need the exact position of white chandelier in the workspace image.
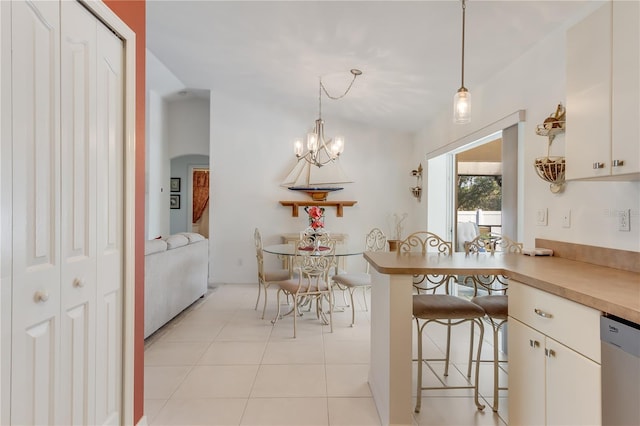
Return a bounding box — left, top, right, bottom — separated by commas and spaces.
294, 69, 362, 167
453, 0, 471, 124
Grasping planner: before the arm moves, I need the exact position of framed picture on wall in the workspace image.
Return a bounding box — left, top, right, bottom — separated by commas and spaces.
170, 177, 181, 192
170, 194, 180, 209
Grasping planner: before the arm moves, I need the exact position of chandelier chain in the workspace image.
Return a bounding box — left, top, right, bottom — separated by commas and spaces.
317, 70, 360, 121
320, 71, 359, 101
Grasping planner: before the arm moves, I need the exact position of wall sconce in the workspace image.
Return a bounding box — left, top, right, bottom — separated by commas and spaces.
410, 163, 423, 202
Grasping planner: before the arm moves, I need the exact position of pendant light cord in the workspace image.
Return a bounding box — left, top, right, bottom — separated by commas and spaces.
460, 0, 466, 89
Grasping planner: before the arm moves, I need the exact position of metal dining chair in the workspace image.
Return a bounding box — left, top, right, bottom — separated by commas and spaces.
464, 233, 523, 412
270, 234, 337, 338
332, 228, 386, 326
400, 231, 486, 413
254, 228, 292, 319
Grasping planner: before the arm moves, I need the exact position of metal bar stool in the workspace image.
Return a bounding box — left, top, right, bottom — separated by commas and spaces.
399, 231, 486, 413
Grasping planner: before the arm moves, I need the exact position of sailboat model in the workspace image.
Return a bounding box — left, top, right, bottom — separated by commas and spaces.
281, 159, 353, 201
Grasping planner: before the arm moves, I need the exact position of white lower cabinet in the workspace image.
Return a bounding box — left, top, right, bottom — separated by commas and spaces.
508, 318, 546, 425
508, 282, 601, 425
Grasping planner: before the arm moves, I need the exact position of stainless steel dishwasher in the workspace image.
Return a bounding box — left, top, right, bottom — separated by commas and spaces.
600, 315, 640, 425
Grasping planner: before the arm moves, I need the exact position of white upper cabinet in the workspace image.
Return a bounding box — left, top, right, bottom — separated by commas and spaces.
611, 0, 640, 177
566, 2, 611, 180
566, 1, 640, 180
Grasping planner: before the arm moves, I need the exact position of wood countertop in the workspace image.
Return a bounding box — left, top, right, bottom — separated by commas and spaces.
363, 251, 640, 324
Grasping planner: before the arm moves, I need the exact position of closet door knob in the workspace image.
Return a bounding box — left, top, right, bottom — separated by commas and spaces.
34, 291, 49, 303
73, 278, 85, 288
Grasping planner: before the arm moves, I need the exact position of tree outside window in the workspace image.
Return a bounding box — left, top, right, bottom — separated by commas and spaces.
457, 176, 502, 211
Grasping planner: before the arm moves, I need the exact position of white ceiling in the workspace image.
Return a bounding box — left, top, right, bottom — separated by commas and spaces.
146, 0, 595, 133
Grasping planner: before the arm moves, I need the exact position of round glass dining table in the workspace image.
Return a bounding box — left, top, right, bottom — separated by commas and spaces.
262, 243, 364, 257
263, 243, 364, 277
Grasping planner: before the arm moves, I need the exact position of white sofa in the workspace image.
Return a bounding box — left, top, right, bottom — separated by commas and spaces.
144, 232, 209, 338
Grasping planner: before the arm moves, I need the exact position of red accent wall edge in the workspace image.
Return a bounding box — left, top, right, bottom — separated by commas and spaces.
102, 1, 146, 424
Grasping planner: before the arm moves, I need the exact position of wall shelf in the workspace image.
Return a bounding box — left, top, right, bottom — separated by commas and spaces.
279, 200, 357, 217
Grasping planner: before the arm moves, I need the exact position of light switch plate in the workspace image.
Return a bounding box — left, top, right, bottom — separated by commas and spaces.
536, 208, 548, 226
618, 209, 630, 232
561, 209, 571, 228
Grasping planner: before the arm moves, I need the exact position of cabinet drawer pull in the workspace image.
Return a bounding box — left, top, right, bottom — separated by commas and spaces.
34, 291, 49, 303
73, 278, 85, 288
534, 308, 553, 319
592, 162, 604, 169
545, 348, 556, 358
529, 339, 540, 348
612, 160, 624, 167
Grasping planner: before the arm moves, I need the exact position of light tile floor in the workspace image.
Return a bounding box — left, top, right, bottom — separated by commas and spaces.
144, 284, 508, 426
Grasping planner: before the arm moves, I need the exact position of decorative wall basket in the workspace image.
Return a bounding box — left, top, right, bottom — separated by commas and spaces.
534, 156, 566, 193
410, 163, 423, 202
410, 186, 422, 201
535, 104, 567, 193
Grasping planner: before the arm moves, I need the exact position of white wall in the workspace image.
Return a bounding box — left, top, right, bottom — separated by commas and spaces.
0, 2, 8, 422
425, 154, 449, 238
146, 49, 211, 239
166, 97, 211, 236
415, 11, 639, 252
168, 97, 210, 158
209, 92, 416, 284
146, 50, 185, 239
146, 90, 170, 239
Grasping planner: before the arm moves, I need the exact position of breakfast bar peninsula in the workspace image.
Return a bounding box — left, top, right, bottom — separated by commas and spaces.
363, 250, 640, 426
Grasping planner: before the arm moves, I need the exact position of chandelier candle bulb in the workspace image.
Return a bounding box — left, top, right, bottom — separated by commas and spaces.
307, 132, 318, 151
332, 136, 344, 155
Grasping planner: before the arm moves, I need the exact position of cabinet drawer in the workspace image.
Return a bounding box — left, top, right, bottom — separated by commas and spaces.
509, 281, 601, 363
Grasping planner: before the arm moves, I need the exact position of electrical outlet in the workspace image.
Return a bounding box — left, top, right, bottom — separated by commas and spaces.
536, 208, 548, 226
618, 209, 630, 232
561, 209, 571, 228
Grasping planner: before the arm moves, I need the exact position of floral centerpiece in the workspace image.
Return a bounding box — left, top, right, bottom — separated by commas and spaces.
305, 206, 326, 234
303, 206, 327, 249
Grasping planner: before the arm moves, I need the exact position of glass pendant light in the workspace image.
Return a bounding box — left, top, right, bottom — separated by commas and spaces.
454, 87, 471, 123
453, 0, 471, 124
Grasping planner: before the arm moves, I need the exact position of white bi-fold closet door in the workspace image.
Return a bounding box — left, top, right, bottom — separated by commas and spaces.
9, 1, 124, 424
